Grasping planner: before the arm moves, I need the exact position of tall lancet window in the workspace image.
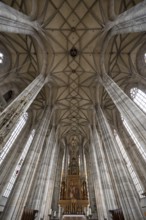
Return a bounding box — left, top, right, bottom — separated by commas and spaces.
0, 113, 28, 164
114, 131, 144, 198
122, 119, 146, 161
3, 129, 35, 198
0, 52, 4, 64
130, 88, 146, 113
122, 88, 146, 161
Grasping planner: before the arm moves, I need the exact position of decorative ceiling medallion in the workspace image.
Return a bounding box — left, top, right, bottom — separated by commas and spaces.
71, 27, 76, 32
70, 47, 78, 58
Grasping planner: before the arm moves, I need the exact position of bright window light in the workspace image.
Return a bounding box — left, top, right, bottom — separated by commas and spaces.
3, 129, 35, 198
144, 53, 146, 63
130, 88, 146, 113
0, 52, 4, 64
0, 113, 28, 165
114, 131, 144, 198
125, 87, 146, 161
123, 119, 146, 161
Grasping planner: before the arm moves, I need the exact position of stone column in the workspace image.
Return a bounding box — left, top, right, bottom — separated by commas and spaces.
118, 125, 146, 193
0, 74, 47, 149
38, 135, 56, 218
96, 105, 144, 220
63, 140, 69, 178
93, 127, 118, 213
79, 139, 85, 178
52, 148, 64, 215
25, 127, 55, 219
102, 143, 121, 209
0, 2, 40, 35
105, 1, 146, 34
99, 72, 146, 153
85, 150, 98, 219
42, 137, 60, 220
0, 120, 31, 198
90, 129, 108, 220
1, 105, 53, 220
28, 127, 54, 206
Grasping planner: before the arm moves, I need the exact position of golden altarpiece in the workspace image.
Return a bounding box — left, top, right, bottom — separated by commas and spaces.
59, 137, 88, 215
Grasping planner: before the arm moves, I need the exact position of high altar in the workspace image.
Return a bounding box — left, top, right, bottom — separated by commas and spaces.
59, 137, 88, 215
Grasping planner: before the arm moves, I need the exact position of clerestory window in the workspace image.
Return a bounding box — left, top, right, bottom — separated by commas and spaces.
144, 53, 146, 63
130, 88, 146, 113
0, 113, 28, 164
122, 88, 146, 161
114, 131, 144, 198
0, 52, 4, 64
122, 119, 146, 161
3, 129, 35, 198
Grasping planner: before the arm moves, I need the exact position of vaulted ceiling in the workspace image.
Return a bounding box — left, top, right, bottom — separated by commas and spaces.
0, 0, 145, 145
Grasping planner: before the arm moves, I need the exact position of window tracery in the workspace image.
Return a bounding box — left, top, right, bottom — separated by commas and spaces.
0, 113, 28, 164
3, 129, 35, 198
114, 131, 144, 198
130, 88, 146, 113
121, 88, 146, 162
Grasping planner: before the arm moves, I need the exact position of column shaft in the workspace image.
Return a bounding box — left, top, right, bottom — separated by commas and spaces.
43, 139, 60, 220
97, 105, 144, 220
79, 140, 85, 178
119, 127, 146, 193
26, 127, 55, 214
93, 127, 118, 211
85, 151, 99, 219
0, 121, 31, 197
63, 142, 69, 177
52, 149, 64, 214
1, 106, 52, 220
0, 74, 46, 149
90, 140, 108, 220
100, 72, 146, 153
